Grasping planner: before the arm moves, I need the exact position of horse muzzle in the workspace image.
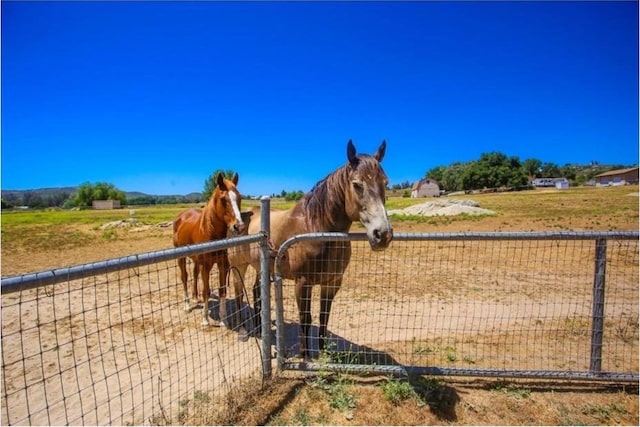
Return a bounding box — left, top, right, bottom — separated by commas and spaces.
230, 222, 247, 236
368, 226, 393, 251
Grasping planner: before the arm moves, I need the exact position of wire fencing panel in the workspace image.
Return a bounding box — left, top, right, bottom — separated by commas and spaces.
275, 232, 638, 382
1, 238, 266, 426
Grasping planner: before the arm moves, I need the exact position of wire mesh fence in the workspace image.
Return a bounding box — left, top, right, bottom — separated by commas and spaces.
1, 237, 267, 426
2, 230, 638, 424
275, 232, 639, 382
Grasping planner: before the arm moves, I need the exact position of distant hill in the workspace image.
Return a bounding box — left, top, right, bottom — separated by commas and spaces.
1, 187, 203, 208
2, 187, 78, 198
1, 187, 198, 199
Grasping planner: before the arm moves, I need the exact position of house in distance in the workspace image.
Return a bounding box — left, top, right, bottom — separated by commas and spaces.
593, 167, 639, 186
411, 178, 440, 197
92, 200, 121, 210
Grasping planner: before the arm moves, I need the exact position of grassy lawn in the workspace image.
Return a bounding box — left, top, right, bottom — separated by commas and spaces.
1, 185, 637, 271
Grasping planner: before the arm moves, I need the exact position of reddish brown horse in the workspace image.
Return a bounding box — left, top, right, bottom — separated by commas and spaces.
173, 172, 246, 327
272, 140, 394, 358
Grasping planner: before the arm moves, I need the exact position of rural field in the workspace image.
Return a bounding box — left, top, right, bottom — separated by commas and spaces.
1, 184, 639, 425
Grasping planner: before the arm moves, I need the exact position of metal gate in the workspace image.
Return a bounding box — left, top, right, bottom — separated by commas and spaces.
273, 231, 639, 383
2, 209, 638, 424
1, 199, 273, 425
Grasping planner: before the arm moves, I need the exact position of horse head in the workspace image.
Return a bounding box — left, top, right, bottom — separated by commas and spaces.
344, 139, 394, 250
214, 172, 246, 235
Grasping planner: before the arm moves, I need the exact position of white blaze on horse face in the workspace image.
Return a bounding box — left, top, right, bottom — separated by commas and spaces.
362, 199, 392, 247
229, 191, 244, 227
358, 183, 393, 250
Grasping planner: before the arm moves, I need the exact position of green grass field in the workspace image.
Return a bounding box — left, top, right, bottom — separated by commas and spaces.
1, 185, 638, 255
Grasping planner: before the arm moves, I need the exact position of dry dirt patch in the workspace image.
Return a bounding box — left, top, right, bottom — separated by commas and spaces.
387, 199, 494, 217
2, 188, 638, 425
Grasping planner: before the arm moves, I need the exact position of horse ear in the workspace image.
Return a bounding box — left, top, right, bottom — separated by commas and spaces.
216, 172, 227, 190
347, 139, 357, 164
374, 139, 386, 162
232, 172, 239, 185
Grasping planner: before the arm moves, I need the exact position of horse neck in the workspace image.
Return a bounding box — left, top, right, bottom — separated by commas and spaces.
303, 166, 352, 232
200, 191, 227, 238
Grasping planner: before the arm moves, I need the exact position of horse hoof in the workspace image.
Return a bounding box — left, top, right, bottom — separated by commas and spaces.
209, 319, 222, 328
237, 328, 249, 342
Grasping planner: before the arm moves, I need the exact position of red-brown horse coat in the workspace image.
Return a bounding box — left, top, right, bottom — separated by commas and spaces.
172, 172, 246, 327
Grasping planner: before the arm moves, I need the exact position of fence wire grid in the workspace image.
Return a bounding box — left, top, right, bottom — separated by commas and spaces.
1, 230, 638, 425
1, 239, 266, 426
275, 232, 639, 381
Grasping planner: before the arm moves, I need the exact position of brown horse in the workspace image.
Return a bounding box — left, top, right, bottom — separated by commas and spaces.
228, 205, 290, 335
172, 172, 246, 327
272, 140, 393, 358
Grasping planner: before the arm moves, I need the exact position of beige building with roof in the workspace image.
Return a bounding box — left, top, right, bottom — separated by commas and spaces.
594, 167, 639, 186
411, 178, 440, 197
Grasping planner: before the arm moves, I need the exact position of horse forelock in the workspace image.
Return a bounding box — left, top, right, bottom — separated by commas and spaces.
346, 153, 388, 214
200, 181, 242, 237
352, 153, 386, 180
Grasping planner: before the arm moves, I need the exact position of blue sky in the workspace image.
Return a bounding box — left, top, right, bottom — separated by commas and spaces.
2, 1, 638, 196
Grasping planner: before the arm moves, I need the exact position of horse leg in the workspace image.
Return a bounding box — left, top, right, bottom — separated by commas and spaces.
295, 278, 313, 359
178, 257, 191, 312
217, 252, 230, 329
192, 261, 199, 302
230, 263, 250, 338
200, 261, 214, 327
318, 279, 341, 354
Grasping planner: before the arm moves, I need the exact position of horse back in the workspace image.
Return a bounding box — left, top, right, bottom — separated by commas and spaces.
271, 205, 352, 282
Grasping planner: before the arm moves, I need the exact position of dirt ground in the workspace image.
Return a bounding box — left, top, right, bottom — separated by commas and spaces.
2, 189, 639, 425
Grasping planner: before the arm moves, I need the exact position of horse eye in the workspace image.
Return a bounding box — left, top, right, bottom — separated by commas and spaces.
352, 181, 364, 192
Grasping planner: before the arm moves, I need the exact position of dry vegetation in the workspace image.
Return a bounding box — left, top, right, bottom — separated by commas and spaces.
2, 185, 639, 425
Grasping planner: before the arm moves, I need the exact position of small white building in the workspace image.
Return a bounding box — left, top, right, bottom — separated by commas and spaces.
92, 200, 121, 210
532, 178, 569, 188
411, 178, 440, 198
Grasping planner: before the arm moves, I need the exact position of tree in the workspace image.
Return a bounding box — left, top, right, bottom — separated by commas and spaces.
560, 164, 577, 181
203, 169, 237, 201
46, 191, 71, 208
457, 152, 529, 190
425, 165, 446, 184
440, 162, 467, 192
284, 190, 304, 201
523, 158, 542, 178
539, 162, 561, 178
2, 193, 21, 208
23, 191, 44, 208
71, 182, 126, 207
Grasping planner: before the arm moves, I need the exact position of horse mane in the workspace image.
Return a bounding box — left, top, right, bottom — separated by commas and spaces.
303, 166, 348, 232
302, 153, 382, 232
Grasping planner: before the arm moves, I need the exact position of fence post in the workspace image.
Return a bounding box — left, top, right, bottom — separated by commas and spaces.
274, 275, 285, 371
589, 237, 607, 374
259, 196, 272, 378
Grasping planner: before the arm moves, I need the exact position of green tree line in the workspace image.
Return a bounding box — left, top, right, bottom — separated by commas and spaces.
2, 159, 633, 209
425, 152, 630, 192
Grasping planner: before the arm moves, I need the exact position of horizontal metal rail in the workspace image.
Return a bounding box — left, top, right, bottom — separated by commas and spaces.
282, 362, 639, 383
274, 230, 639, 384
276, 230, 639, 255
1, 233, 265, 294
